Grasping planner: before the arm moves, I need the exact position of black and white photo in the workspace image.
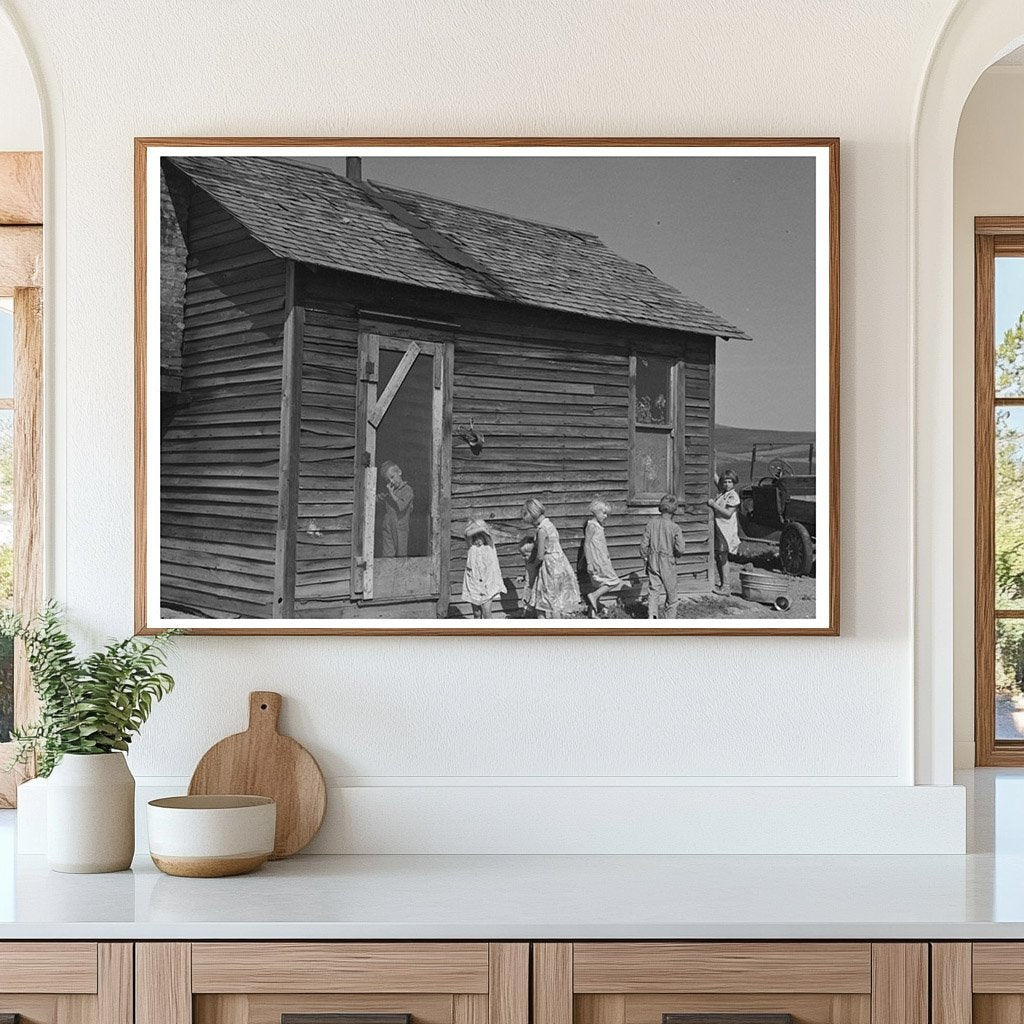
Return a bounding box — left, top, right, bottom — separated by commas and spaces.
137, 140, 838, 634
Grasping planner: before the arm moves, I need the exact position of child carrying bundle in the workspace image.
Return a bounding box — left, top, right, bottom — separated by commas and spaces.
521, 498, 581, 618
461, 519, 505, 619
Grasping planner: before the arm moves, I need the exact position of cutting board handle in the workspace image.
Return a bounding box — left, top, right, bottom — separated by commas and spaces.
248, 691, 282, 734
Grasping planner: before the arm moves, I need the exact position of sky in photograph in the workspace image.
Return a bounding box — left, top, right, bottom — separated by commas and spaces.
306, 153, 818, 432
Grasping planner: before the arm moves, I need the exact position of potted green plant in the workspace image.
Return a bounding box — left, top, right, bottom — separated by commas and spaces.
2, 603, 178, 873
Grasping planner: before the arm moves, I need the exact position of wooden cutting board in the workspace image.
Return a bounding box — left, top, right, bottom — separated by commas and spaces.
188, 691, 326, 859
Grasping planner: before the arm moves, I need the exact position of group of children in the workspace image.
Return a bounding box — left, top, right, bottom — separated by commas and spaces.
460, 470, 743, 620
460, 497, 583, 619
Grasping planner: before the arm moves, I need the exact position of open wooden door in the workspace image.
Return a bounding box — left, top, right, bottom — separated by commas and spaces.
353, 332, 447, 609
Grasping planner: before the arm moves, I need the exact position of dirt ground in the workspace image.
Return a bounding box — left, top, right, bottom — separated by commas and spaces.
599, 540, 816, 621
671, 571, 815, 619
676, 540, 816, 620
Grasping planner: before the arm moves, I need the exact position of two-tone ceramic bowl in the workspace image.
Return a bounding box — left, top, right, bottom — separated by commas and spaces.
147, 795, 276, 877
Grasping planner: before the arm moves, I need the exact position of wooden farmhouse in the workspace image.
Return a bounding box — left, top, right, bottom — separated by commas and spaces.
159, 156, 750, 619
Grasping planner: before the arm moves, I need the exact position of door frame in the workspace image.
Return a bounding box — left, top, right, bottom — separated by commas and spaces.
351, 324, 452, 612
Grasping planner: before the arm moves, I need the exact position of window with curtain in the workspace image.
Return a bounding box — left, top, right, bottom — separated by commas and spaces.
629, 352, 677, 503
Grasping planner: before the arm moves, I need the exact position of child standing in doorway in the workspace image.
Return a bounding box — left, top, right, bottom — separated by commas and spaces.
639, 494, 686, 619
521, 498, 581, 618
378, 461, 414, 558
461, 519, 504, 619
707, 468, 741, 593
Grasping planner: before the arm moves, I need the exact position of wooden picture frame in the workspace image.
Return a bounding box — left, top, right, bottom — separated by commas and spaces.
135, 137, 839, 636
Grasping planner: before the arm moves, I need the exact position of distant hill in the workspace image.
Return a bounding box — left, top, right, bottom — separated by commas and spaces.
715, 424, 816, 483
715, 424, 816, 449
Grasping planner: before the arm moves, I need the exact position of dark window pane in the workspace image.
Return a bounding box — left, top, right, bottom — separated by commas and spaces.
632, 429, 670, 496
635, 355, 672, 425
997, 620, 1024, 740
997, 407, 1024, 610
374, 347, 433, 559
996, 257, 1024, 398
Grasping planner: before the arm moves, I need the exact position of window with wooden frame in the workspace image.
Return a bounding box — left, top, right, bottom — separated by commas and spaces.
0, 151, 44, 806
628, 351, 679, 503
975, 218, 1024, 765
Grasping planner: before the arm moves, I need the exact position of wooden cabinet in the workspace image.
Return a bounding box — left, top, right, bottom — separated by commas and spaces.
932, 943, 1024, 1024
136, 944, 528, 1024
0, 938, 959, 1024
0, 943, 132, 1024
532, 944, 928, 1024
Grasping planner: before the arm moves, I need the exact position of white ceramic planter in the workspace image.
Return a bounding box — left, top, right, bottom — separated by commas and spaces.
46, 752, 135, 873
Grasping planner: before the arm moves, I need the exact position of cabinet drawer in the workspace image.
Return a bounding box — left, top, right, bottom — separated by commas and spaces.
0, 942, 99, 994
191, 943, 491, 993
572, 943, 872, 994
534, 943, 926, 1024
0, 943, 130, 1024
973, 944, 1024, 992
139, 943, 528, 1024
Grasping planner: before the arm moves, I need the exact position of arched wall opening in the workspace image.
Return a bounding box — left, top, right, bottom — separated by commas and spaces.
914, 1, 1024, 785
952, 48, 1024, 768
0, 10, 41, 151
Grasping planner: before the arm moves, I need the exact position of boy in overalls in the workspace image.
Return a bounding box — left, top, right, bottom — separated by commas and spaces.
639, 493, 686, 619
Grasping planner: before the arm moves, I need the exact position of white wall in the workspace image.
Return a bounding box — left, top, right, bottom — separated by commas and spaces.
0, 9, 39, 151
952, 66, 1024, 768
0, 0, 973, 852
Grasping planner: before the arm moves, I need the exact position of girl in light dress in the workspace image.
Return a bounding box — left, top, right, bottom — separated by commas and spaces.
461, 519, 505, 619
707, 468, 741, 592
581, 499, 625, 617
520, 498, 581, 618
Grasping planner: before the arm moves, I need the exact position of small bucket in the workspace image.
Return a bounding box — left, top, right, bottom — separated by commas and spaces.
739, 567, 790, 605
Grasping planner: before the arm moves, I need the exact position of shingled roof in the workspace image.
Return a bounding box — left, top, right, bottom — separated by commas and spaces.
168, 156, 751, 341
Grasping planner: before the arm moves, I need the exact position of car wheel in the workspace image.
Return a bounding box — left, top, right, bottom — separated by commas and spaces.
779, 521, 814, 575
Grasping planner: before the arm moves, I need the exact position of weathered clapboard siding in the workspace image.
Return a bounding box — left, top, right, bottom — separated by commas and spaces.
443, 320, 714, 618
162, 222, 719, 621
291, 303, 358, 617
159, 189, 287, 618
278, 270, 719, 619
287, 276, 462, 619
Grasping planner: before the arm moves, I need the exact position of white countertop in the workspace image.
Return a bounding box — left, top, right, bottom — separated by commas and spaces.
0, 849, 1023, 940
1, 769, 1022, 941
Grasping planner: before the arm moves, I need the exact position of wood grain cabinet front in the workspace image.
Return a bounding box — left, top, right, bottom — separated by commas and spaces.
0, 937, 941, 1024
136, 944, 528, 1024
0, 943, 132, 1024
933, 943, 1024, 1024
533, 944, 929, 1024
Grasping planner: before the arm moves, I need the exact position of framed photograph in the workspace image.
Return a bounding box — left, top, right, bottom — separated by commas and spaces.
135, 137, 839, 635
